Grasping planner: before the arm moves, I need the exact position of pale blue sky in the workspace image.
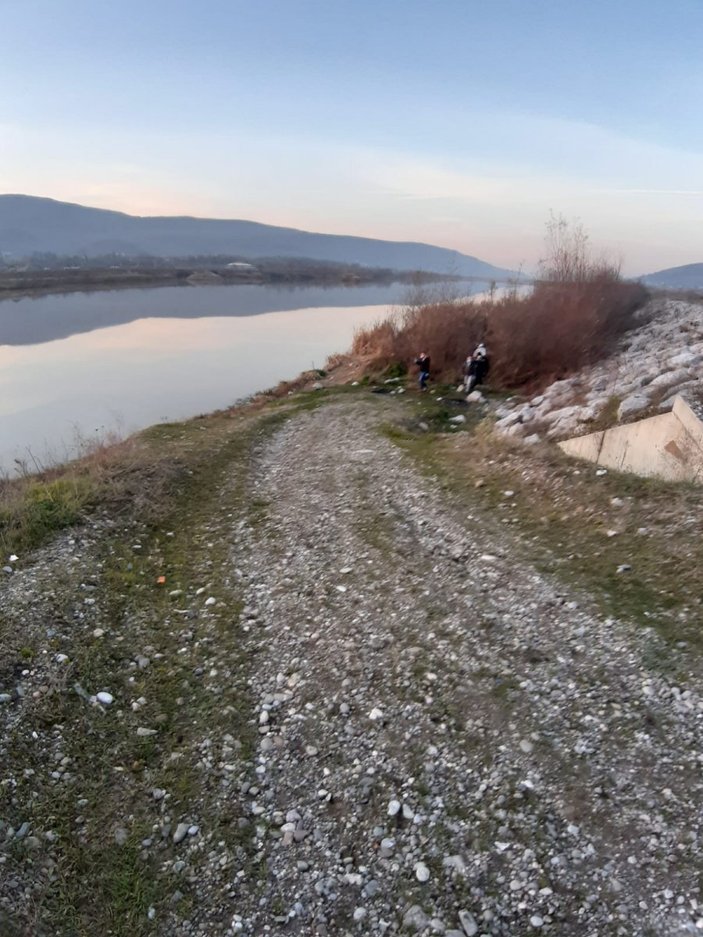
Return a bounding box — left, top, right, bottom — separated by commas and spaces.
1, 0, 701, 273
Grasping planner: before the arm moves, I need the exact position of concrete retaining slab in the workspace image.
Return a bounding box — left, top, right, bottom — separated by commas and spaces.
558, 396, 703, 483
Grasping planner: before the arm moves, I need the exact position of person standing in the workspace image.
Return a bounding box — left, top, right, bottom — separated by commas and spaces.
464, 343, 489, 394
415, 352, 431, 391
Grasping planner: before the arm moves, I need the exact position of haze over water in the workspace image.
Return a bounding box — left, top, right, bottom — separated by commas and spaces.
0, 281, 486, 471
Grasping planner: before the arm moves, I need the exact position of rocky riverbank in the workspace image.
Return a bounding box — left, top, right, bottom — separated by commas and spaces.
493, 298, 703, 441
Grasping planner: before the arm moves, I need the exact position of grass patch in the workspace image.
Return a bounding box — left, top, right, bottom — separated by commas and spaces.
383, 396, 703, 651
0, 476, 93, 553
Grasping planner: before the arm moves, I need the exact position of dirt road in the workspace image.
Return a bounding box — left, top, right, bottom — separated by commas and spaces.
2, 395, 702, 936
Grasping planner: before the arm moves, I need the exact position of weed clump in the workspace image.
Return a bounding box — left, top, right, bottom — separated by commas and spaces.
0, 477, 92, 552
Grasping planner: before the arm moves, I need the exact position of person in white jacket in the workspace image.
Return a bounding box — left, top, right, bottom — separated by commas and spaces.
464, 343, 489, 394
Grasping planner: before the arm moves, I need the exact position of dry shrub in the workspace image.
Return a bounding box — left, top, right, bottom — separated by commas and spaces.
352, 278, 647, 391
352, 218, 648, 391
352, 301, 483, 376
486, 277, 647, 389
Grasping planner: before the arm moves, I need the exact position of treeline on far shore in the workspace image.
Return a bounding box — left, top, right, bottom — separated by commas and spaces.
0, 253, 470, 298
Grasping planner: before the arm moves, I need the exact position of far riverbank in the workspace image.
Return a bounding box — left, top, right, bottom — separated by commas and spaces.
0, 264, 475, 302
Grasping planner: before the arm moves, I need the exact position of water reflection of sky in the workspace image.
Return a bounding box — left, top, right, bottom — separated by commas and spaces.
0, 302, 390, 470
0, 281, 416, 346
0, 280, 497, 471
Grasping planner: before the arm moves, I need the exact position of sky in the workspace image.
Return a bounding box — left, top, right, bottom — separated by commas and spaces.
1, 0, 702, 275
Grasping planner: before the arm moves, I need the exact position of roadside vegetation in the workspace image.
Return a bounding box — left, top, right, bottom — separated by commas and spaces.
351, 217, 648, 391
0, 397, 294, 556
383, 390, 703, 656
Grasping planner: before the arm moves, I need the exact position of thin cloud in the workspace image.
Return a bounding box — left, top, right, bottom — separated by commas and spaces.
591, 188, 703, 196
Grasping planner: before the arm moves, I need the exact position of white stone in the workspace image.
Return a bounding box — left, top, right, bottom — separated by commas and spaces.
670, 350, 701, 368
380, 836, 395, 856
545, 404, 581, 423
650, 367, 690, 389
173, 822, 189, 844
96, 692, 114, 706
617, 394, 651, 421
458, 910, 478, 936
415, 861, 430, 882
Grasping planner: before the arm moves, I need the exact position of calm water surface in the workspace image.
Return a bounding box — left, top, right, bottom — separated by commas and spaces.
1, 281, 482, 470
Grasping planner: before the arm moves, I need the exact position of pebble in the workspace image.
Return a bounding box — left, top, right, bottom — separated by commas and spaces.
403, 906, 429, 931
96, 691, 114, 706
458, 910, 478, 936
380, 837, 395, 857
415, 861, 430, 882
173, 823, 190, 844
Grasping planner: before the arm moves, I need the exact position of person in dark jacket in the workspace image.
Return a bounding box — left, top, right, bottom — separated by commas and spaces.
415, 352, 431, 390
464, 343, 489, 394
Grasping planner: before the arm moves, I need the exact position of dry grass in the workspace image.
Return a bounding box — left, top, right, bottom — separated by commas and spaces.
0, 387, 345, 556
0, 414, 233, 554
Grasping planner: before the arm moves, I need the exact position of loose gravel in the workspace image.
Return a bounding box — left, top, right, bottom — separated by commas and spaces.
2, 394, 703, 936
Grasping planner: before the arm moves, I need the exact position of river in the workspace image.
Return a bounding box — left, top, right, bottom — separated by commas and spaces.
0, 280, 489, 472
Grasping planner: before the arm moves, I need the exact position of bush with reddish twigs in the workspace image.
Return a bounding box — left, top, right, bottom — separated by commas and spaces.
351, 219, 649, 391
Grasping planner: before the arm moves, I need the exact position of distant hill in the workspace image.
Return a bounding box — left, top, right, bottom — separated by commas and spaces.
640, 263, 703, 290
0, 195, 513, 279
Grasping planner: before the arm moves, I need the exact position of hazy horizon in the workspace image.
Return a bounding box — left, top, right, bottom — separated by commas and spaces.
2, 0, 701, 276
